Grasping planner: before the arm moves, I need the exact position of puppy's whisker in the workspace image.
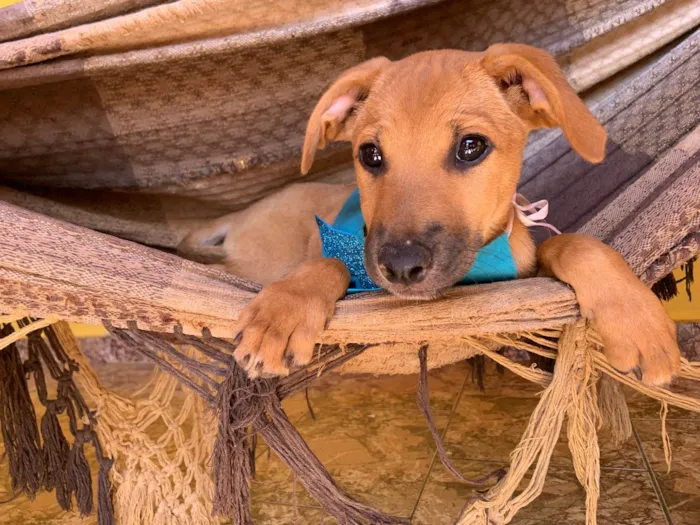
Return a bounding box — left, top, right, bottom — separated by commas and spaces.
467, 247, 518, 266
468, 262, 504, 275
484, 223, 540, 253
462, 264, 505, 284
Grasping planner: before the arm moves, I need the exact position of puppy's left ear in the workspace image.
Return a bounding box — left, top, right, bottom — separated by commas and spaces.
481, 43, 607, 163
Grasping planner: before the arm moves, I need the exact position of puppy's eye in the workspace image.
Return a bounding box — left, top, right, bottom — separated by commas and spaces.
358, 143, 383, 172
456, 135, 489, 163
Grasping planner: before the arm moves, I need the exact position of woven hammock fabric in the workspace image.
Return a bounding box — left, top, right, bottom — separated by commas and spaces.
0, 0, 697, 366
0, 0, 695, 193
0, 0, 697, 254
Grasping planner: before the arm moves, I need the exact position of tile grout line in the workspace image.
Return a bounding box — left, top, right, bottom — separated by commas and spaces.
631, 422, 674, 525
408, 367, 472, 521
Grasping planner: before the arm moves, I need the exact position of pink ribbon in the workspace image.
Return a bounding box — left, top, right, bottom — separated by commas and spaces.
506, 193, 561, 236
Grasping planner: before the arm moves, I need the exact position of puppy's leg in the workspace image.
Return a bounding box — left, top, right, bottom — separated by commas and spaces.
537, 234, 680, 386
233, 258, 350, 378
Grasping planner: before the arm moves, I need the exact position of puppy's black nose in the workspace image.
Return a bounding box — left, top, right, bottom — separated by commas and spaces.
377, 240, 432, 285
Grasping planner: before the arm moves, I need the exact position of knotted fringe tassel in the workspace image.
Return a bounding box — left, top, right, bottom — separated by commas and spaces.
212, 365, 258, 525
652, 256, 695, 301
40, 401, 71, 509
652, 273, 678, 301
0, 329, 44, 497
457, 320, 601, 525
565, 331, 600, 524
67, 430, 94, 516
597, 375, 632, 445
0, 320, 115, 525
97, 456, 115, 525
467, 355, 486, 392
212, 358, 409, 524
258, 399, 409, 524
660, 401, 673, 474
685, 257, 695, 300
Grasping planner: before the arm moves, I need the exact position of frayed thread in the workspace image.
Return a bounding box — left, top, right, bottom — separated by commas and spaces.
0, 328, 44, 497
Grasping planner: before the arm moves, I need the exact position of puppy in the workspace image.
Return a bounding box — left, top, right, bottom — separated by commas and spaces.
179, 44, 680, 385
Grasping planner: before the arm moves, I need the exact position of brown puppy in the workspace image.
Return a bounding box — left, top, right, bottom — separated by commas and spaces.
179, 44, 680, 385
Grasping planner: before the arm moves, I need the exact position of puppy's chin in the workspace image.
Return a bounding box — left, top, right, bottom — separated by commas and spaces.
367, 267, 466, 300
382, 285, 447, 301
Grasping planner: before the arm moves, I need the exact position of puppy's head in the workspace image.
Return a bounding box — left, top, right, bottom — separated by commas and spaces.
302, 44, 607, 299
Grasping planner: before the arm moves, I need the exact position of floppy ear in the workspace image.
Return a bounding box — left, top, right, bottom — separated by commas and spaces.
301, 57, 390, 174
481, 43, 607, 163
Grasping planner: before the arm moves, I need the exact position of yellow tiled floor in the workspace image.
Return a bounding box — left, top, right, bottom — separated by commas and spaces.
2, 360, 700, 524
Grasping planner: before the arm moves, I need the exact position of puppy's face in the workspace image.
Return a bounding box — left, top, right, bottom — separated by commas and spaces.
302, 46, 606, 299
353, 53, 527, 298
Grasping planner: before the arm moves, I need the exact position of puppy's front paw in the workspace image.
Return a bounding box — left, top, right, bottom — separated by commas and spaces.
232, 281, 334, 378
587, 283, 680, 387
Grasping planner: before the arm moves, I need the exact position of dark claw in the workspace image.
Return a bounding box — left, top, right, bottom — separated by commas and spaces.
612, 364, 643, 381
240, 354, 250, 366
255, 361, 264, 371
233, 331, 243, 346
284, 352, 295, 368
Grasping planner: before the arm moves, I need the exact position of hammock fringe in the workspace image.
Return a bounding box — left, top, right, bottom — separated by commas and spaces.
2, 257, 700, 525
0, 319, 115, 525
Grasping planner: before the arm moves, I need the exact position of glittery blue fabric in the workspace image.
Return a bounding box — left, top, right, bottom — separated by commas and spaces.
316, 188, 517, 294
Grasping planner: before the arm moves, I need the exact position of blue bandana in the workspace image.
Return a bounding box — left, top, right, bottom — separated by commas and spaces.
316, 188, 517, 294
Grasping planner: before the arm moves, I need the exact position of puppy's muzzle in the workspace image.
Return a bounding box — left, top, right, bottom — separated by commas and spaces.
377, 240, 433, 285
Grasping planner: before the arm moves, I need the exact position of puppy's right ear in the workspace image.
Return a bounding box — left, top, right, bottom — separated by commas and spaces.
301, 57, 390, 174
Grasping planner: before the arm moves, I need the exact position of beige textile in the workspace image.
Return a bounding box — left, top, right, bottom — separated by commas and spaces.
0, 6, 696, 252
562, 0, 700, 91
0, 0, 696, 210
0, 319, 220, 525
0, 198, 579, 343
4, 315, 700, 525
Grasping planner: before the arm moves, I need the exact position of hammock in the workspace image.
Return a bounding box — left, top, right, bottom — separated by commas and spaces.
0, 0, 699, 524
